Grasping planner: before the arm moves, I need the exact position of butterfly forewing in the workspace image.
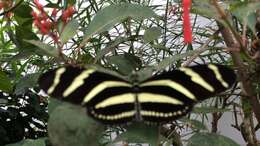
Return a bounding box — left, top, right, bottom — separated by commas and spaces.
138, 64, 236, 123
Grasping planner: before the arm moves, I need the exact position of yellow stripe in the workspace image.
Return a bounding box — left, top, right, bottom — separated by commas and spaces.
95, 93, 135, 109
63, 69, 95, 97
180, 67, 214, 92
138, 93, 183, 105
47, 68, 66, 94
140, 107, 190, 117
91, 110, 135, 120
208, 64, 229, 88
140, 80, 196, 101
83, 81, 132, 104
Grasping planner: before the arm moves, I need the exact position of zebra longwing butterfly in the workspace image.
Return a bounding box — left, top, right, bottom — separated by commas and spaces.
38, 64, 236, 124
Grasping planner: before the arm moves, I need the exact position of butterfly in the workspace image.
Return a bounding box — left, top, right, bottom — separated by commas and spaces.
38, 64, 236, 125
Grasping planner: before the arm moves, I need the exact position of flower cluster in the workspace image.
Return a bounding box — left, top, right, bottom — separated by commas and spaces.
0, 0, 13, 18
31, 0, 76, 43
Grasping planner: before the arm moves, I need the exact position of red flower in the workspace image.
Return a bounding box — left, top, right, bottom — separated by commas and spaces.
182, 0, 192, 44
34, 0, 43, 11
51, 8, 58, 17
0, 2, 4, 10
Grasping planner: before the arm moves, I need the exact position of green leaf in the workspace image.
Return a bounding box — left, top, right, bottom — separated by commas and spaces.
0, 70, 13, 93
48, 98, 63, 114
48, 103, 104, 146
25, 40, 59, 58
6, 138, 47, 146
230, 2, 260, 33
180, 118, 208, 130
112, 123, 159, 146
192, 106, 230, 114
15, 26, 39, 50
192, 0, 218, 19
14, 73, 40, 95
187, 132, 240, 146
192, 0, 227, 27
107, 53, 142, 75
82, 3, 158, 44
96, 37, 128, 61
154, 49, 199, 71
60, 19, 79, 43
14, 3, 33, 25
144, 27, 161, 43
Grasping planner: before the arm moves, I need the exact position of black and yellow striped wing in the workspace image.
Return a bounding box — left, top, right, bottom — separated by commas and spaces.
38, 66, 136, 124
38, 64, 236, 125
137, 64, 236, 123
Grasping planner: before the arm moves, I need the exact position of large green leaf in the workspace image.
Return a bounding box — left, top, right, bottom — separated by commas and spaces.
153, 49, 199, 71
0, 70, 13, 93
14, 3, 33, 26
187, 132, 240, 146
82, 3, 158, 45
112, 123, 159, 146
95, 37, 129, 61
25, 40, 60, 58
192, 0, 226, 26
180, 118, 208, 130
60, 19, 79, 43
144, 27, 161, 43
48, 103, 104, 146
6, 138, 47, 146
230, 2, 260, 33
14, 73, 40, 95
107, 53, 142, 75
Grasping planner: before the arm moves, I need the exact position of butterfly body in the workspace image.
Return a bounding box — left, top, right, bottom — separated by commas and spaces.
38, 64, 236, 125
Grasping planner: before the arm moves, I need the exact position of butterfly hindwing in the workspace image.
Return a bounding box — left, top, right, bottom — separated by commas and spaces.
38, 66, 136, 124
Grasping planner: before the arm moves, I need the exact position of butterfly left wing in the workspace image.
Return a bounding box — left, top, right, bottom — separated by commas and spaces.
138, 64, 236, 123
38, 66, 136, 124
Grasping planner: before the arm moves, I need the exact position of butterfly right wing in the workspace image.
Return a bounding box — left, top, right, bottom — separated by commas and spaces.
38, 66, 136, 124
138, 64, 236, 124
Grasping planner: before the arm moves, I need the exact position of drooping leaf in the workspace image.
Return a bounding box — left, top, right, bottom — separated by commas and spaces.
180, 118, 208, 130
112, 123, 159, 146
14, 73, 40, 95
95, 37, 129, 61
153, 49, 198, 71
107, 53, 142, 75
25, 40, 59, 58
60, 19, 79, 43
0, 70, 13, 93
6, 138, 47, 146
192, 0, 226, 26
13, 3, 33, 26
144, 27, 161, 43
187, 132, 240, 146
15, 26, 39, 51
230, 2, 260, 33
48, 103, 104, 146
82, 3, 158, 44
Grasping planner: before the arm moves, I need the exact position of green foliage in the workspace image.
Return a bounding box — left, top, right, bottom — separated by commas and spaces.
6, 138, 47, 146
48, 103, 104, 146
82, 3, 159, 43
60, 19, 79, 44
0, 0, 259, 146
0, 70, 13, 93
112, 124, 159, 146
187, 132, 240, 146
